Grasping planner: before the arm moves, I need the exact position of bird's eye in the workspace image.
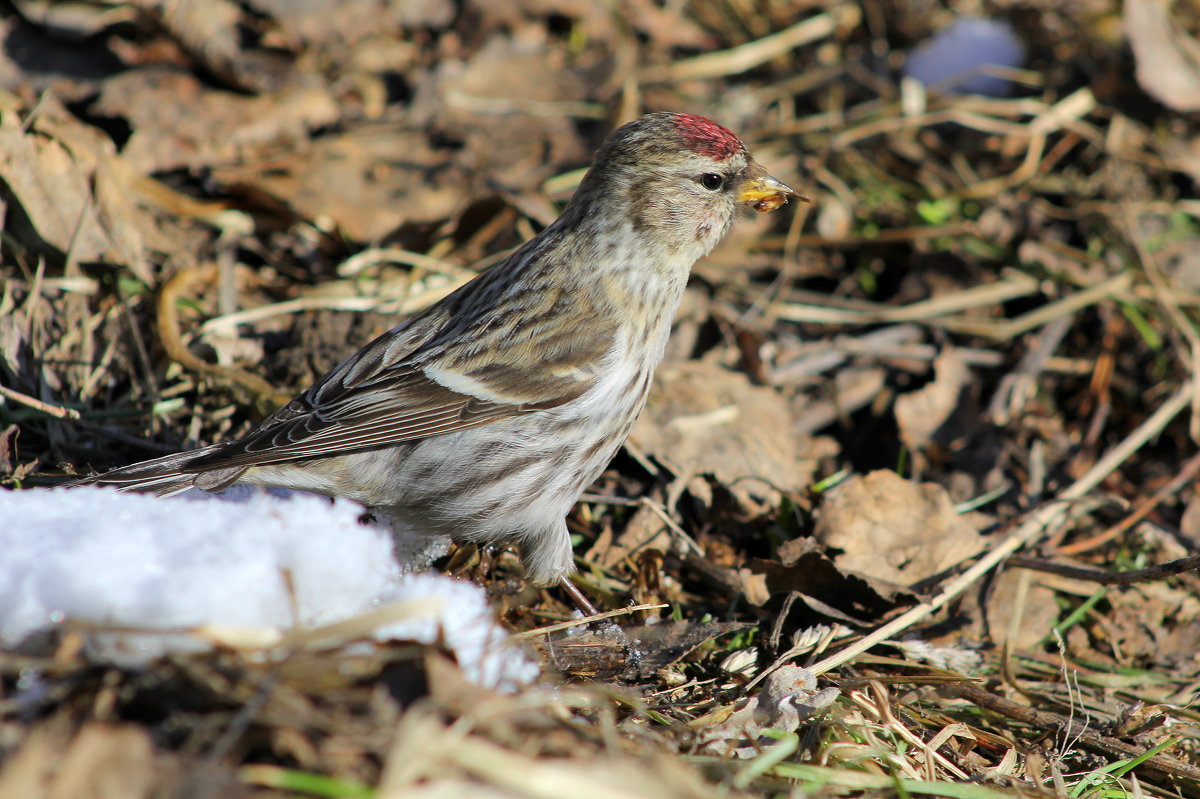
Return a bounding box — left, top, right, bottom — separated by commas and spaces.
699, 173, 724, 191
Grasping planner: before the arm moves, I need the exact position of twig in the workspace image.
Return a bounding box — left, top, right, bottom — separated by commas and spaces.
0, 384, 80, 420
986, 315, 1073, 424
157, 265, 292, 410
960, 87, 1097, 199
512, 603, 668, 639
952, 683, 1200, 786
1056, 447, 1200, 555
1008, 554, 1200, 586
639, 7, 858, 82
776, 272, 1041, 326
336, 246, 475, 279
806, 377, 1194, 677
199, 275, 473, 334
967, 272, 1132, 341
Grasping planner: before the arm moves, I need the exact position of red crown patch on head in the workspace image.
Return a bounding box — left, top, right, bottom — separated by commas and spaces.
672, 114, 742, 160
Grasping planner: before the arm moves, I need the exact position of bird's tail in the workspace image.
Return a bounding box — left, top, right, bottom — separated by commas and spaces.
74, 445, 243, 497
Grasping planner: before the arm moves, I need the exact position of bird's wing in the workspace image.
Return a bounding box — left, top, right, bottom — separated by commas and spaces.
183, 310, 613, 471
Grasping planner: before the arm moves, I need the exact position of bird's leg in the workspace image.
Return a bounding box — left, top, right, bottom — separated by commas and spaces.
559, 576, 600, 616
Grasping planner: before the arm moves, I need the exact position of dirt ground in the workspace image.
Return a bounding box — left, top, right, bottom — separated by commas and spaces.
2, 0, 1200, 796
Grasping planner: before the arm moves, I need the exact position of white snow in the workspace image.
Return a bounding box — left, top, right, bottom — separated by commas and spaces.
0, 487, 538, 691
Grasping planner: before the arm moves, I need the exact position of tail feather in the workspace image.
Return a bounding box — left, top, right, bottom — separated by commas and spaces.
74, 445, 242, 497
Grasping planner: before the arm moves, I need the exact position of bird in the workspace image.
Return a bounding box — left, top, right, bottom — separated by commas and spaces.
80, 112, 797, 598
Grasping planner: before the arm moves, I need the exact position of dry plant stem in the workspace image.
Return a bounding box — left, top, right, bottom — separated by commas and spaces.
960, 87, 1097, 199
953, 683, 1200, 787
198, 275, 473, 334
156, 265, 292, 409
336, 246, 475, 279
1127, 211, 1200, 441
781, 269, 1132, 340
768, 221, 974, 249
0, 384, 80, 420
512, 603, 667, 639
777, 271, 1040, 326
985, 315, 1072, 423
1055, 447, 1200, 555
807, 377, 1195, 678
851, 683, 971, 779
640, 7, 858, 82
999, 568, 1035, 696
972, 272, 1133, 340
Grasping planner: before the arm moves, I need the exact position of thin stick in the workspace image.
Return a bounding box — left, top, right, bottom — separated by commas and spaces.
1008, 553, 1200, 585
0, 384, 80, 420
512, 603, 668, 639
1055, 447, 1200, 555
640, 8, 857, 82
807, 377, 1193, 677
776, 272, 1040, 326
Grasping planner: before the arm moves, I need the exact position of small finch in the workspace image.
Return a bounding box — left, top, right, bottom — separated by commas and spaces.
82, 112, 797, 591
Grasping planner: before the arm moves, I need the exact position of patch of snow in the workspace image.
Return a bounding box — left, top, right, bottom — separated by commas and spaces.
0, 487, 537, 691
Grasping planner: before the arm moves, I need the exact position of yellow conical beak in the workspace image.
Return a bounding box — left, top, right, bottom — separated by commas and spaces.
737, 173, 806, 213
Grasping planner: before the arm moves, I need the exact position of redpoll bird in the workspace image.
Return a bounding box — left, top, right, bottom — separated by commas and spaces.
82, 113, 797, 588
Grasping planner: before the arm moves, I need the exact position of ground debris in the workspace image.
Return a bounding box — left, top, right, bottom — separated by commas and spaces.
3, 0, 1200, 796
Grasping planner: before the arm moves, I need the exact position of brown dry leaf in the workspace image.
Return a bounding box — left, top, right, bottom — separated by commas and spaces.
0, 14, 128, 100
467, 0, 708, 52
1125, 0, 1200, 111
0, 107, 159, 280
251, 0, 456, 44
587, 502, 672, 571
743, 535, 911, 614
1106, 581, 1200, 667
629, 360, 816, 510
91, 67, 339, 173
1180, 487, 1200, 548
0, 111, 108, 258
212, 125, 466, 242
1166, 136, 1200, 188
894, 347, 973, 453
146, 0, 295, 93
0, 721, 157, 799
814, 470, 985, 588
983, 569, 1064, 651
425, 30, 590, 192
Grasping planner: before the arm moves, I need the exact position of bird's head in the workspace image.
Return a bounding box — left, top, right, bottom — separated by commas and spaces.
569, 112, 800, 260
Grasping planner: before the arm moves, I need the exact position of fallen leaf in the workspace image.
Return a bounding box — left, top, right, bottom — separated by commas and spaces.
814, 470, 985, 588
894, 347, 974, 453
0, 107, 160, 280
251, 0, 456, 44
91, 67, 339, 173
212, 125, 467, 241
587, 502, 672, 571
983, 569, 1062, 652
1125, 0, 1200, 111
1181, 488, 1200, 548
744, 536, 910, 615
423, 30, 590, 194
0, 721, 157, 799
629, 360, 817, 511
